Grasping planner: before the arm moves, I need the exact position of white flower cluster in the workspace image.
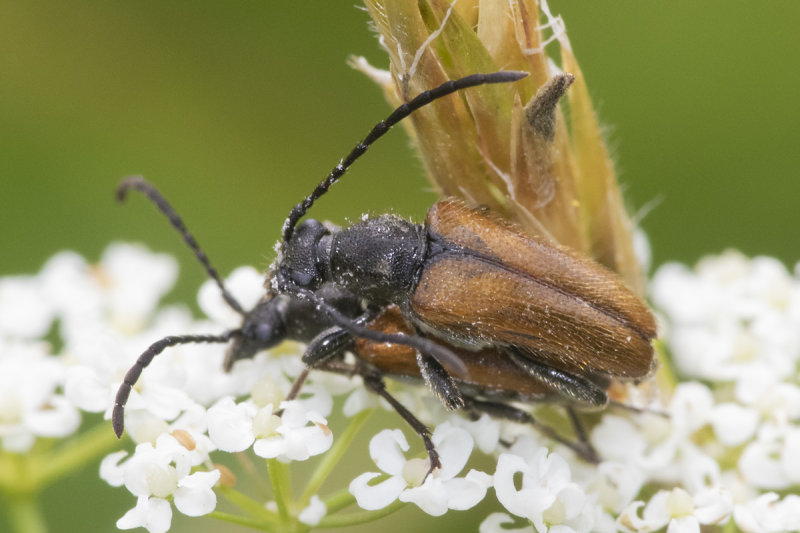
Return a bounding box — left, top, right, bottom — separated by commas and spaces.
646, 251, 800, 532
1, 243, 178, 452
0, 244, 343, 533
3, 245, 799, 532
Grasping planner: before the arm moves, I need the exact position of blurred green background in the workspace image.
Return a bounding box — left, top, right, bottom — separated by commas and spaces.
1, 2, 799, 532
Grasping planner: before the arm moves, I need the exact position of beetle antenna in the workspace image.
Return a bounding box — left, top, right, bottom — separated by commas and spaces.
280, 70, 528, 246
112, 331, 238, 438
296, 288, 468, 378
117, 176, 246, 316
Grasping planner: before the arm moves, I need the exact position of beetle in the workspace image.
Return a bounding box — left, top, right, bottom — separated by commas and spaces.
112, 176, 601, 468
112, 70, 656, 471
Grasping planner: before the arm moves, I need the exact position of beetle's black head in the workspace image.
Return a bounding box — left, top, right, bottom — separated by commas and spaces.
223, 285, 364, 372
224, 295, 290, 371
277, 218, 331, 293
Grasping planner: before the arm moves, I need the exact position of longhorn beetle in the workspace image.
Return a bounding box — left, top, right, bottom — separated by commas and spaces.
113, 71, 656, 470
113, 177, 604, 464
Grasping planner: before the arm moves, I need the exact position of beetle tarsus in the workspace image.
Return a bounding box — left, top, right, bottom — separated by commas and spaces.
462, 396, 600, 464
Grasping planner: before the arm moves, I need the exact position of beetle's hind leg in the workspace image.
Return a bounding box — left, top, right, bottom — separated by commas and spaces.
506, 349, 609, 409
564, 406, 599, 463
461, 396, 599, 464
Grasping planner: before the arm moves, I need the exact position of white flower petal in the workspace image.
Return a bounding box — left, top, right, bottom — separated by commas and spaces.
781, 429, 800, 484
641, 491, 671, 526
442, 469, 492, 510
0, 276, 54, 338
479, 513, 534, 533
693, 487, 732, 526
710, 403, 759, 446
25, 396, 80, 438
591, 416, 646, 463
174, 470, 220, 516
197, 267, 261, 327
207, 397, 254, 452
349, 472, 407, 510
342, 386, 377, 416
494, 453, 555, 523
253, 436, 285, 459
400, 477, 449, 516
369, 429, 410, 476
117, 496, 172, 533
298, 495, 326, 526
740, 440, 790, 490
100, 450, 129, 487
455, 413, 500, 454
64, 366, 108, 412
666, 516, 699, 533
592, 462, 645, 514
432, 423, 473, 480
670, 383, 713, 434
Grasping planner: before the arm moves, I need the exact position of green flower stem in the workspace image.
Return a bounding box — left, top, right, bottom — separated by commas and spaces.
322, 487, 357, 514
300, 409, 373, 504
208, 510, 275, 531
5, 493, 48, 533
267, 459, 292, 524
316, 500, 406, 528
32, 422, 121, 489
217, 485, 280, 525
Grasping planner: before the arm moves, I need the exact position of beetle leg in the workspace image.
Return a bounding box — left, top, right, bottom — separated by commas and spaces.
564, 406, 599, 463
290, 352, 443, 475
506, 349, 609, 408
283, 325, 357, 407
357, 365, 442, 475
416, 351, 465, 411
461, 397, 599, 464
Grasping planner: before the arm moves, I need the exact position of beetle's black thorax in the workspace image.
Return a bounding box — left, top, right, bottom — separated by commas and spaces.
323, 215, 426, 304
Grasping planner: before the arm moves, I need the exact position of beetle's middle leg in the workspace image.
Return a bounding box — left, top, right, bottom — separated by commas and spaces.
359, 367, 442, 475
291, 356, 443, 475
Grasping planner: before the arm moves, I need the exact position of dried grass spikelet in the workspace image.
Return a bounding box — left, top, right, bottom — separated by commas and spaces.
353, 0, 644, 294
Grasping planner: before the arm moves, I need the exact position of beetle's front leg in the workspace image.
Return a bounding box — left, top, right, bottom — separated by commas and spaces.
302, 325, 354, 367
284, 324, 357, 404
